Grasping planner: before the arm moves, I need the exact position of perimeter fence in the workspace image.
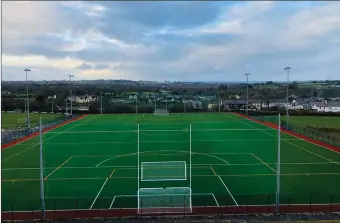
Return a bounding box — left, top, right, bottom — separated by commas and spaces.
250, 115, 340, 149
1, 115, 78, 145
3, 193, 340, 221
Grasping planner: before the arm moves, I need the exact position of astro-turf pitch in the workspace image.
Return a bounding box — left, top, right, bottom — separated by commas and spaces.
2, 113, 340, 212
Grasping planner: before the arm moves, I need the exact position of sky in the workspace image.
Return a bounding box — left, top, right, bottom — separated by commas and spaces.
2, 1, 340, 82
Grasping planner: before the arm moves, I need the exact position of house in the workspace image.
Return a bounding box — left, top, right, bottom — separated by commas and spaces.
68, 95, 98, 104
48, 95, 56, 100
311, 102, 340, 112
128, 94, 137, 100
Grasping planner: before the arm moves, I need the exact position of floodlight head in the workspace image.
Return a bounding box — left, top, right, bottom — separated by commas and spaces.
245, 73, 250, 76
69, 74, 74, 78
284, 67, 291, 70
24, 69, 31, 72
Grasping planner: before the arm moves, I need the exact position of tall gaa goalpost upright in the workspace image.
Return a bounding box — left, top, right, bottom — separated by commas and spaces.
137, 121, 192, 214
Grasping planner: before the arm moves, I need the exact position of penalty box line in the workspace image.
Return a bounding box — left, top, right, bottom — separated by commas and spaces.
90, 169, 116, 209
109, 193, 220, 209
210, 166, 238, 206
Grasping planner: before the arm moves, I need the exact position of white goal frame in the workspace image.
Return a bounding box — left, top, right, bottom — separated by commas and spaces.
141, 161, 187, 181
154, 109, 169, 116
137, 187, 192, 214
17, 118, 27, 124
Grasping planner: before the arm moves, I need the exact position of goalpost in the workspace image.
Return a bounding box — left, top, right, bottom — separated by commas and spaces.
154, 109, 169, 116
17, 118, 27, 125
154, 99, 169, 116
137, 121, 192, 214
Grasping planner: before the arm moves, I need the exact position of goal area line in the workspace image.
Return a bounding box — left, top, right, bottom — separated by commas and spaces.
3, 160, 339, 172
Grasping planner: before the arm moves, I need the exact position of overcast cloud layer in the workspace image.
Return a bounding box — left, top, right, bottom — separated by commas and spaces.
2, 1, 340, 82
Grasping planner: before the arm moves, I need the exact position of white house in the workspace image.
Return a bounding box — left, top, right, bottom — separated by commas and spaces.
128, 95, 137, 100
68, 95, 98, 104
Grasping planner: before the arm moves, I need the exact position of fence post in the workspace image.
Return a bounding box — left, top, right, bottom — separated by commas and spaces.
330, 194, 333, 213
309, 193, 312, 213
30, 200, 34, 220
267, 194, 270, 213
75, 198, 78, 219
53, 199, 56, 220
289, 196, 291, 213
11, 204, 14, 223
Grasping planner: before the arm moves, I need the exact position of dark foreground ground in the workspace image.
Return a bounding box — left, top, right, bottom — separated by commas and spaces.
3, 213, 340, 223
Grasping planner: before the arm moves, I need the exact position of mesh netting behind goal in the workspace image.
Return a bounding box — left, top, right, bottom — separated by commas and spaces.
154, 109, 169, 116
141, 161, 187, 181
138, 187, 192, 214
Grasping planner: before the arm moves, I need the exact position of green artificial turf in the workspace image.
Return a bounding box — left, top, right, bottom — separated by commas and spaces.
2, 113, 340, 212
288, 116, 340, 129
1, 113, 64, 130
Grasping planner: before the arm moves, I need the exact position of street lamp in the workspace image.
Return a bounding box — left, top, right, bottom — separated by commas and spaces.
24, 69, 31, 128
100, 92, 103, 114
69, 75, 74, 116
284, 67, 291, 122
245, 73, 251, 115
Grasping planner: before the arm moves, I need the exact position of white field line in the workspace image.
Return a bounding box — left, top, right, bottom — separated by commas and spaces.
90, 178, 109, 209
4, 161, 340, 171
250, 153, 277, 173
211, 193, 220, 206
217, 175, 238, 206
237, 116, 340, 167
2, 116, 88, 162
45, 128, 275, 134
23, 138, 301, 146
95, 149, 229, 167
109, 196, 116, 209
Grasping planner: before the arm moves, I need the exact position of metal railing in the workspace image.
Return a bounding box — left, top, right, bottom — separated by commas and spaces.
252, 115, 340, 149
1, 115, 77, 145
2, 193, 340, 221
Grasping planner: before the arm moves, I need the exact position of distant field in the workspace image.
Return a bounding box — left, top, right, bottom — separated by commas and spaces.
1, 113, 63, 129
289, 116, 340, 129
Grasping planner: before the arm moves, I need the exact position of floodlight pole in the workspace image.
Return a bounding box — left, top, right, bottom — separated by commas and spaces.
184, 91, 187, 113
276, 113, 281, 213
100, 92, 103, 114
284, 67, 291, 122
135, 95, 138, 114
69, 75, 74, 116
166, 96, 168, 111
218, 90, 221, 112
24, 69, 31, 128
39, 117, 46, 218
245, 73, 250, 115
51, 100, 54, 113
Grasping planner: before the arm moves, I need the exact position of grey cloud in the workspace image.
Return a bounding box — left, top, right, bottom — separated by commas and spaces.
100, 2, 221, 29
95, 64, 109, 70
77, 63, 93, 70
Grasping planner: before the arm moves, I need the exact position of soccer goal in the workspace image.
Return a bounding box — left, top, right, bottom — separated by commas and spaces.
138, 187, 192, 214
154, 109, 169, 116
137, 122, 193, 214
17, 118, 27, 125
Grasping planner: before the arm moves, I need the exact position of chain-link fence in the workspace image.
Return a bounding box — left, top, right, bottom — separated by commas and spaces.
1, 115, 78, 145
250, 115, 340, 149
3, 193, 340, 221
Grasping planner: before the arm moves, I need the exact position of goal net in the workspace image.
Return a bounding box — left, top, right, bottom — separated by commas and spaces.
154, 109, 169, 116
17, 118, 27, 124
137, 122, 192, 214
138, 187, 192, 214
